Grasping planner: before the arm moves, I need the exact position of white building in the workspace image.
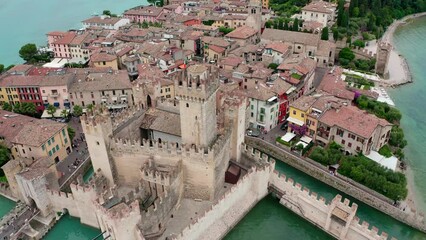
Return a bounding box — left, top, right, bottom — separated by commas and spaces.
247, 86, 279, 132
82, 16, 130, 30
301, 1, 337, 28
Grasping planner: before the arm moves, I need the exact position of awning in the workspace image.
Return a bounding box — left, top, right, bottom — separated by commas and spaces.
300, 136, 312, 144
281, 132, 296, 142
53, 102, 60, 107
41, 108, 70, 118
287, 117, 304, 126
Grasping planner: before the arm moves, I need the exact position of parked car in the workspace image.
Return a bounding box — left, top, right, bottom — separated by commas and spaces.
247, 129, 260, 137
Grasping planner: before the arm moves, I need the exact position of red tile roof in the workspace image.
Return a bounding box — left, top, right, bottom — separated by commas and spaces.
225, 26, 258, 39
320, 105, 391, 139
209, 45, 226, 53
318, 67, 355, 100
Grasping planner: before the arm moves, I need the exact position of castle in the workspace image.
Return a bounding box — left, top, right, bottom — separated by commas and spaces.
2, 64, 394, 240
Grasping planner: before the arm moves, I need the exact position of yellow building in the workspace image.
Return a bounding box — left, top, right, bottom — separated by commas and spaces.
160, 78, 175, 99
90, 52, 119, 70
0, 110, 72, 163
287, 95, 317, 132
212, 15, 247, 29
0, 79, 20, 106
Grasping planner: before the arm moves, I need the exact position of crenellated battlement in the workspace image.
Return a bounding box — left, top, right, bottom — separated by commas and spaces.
111, 129, 231, 160
174, 162, 274, 239
48, 189, 74, 200
111, 104, 144, 129
140, 161, 182, 187
156, 98, 180, 113
241, 143, 272, 163
174, 65, 220, 101
94, 198, 141, 220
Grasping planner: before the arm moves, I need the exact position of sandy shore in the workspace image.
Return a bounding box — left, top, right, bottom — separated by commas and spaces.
378, 13, 426, 87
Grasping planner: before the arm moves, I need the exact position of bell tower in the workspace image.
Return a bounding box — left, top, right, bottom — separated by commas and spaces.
175, 64, 218, 148
246, 0, 262, 32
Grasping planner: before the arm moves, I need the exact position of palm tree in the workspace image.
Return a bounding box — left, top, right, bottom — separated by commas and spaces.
47, 104, 57, 118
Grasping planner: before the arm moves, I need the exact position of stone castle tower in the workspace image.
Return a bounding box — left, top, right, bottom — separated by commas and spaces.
81, 108, 116, 185
175, 65, 219, 148
375, 41, 392, 78
246, 0, 262, 32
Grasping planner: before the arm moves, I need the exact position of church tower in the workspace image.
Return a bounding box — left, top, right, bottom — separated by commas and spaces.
175, 64, 218, 149
246, 0, 262, 32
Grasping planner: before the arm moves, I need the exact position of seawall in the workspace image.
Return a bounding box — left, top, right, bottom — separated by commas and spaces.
244, 137, 426, 233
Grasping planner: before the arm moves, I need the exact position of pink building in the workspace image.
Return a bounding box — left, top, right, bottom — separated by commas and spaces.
49, 32, 76, 59
123, 6, 166, 23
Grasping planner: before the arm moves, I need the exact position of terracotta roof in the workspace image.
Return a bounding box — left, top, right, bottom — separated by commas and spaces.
262, 29, 320, 46
318, 67, 355, 100
53, 32, 76, 45
69, 71, 131, 92
14, 120, 66, 147
265, 42, 290, 54
225, 26, 258, 39
317, 40, 335, 57
192, 24, 218, 31
82, 16, 122, 25
47, 31, 66, 37
303, 21, 324, 31
6, 65, 33, 75
0, 110, 66, 147
220, 56, 244, 67
0, 75, 43, 87
290, 95, 317, 111
202, 36, 230, 48
90, 52, 117, 62
246, 84, 276, 101
209, 45, 226, 53
181, 30, 204, 40
116, 46, 134, 57
70, 32, 90, 45
124, 6, 164, 17
320, 105, 391, 139
302, 1, 337, 14
140, 108, 181, 136
39, 74, 75, 87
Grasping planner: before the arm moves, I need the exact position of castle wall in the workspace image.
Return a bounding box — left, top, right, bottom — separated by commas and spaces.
270, 171, 389, 240
48, 190, 80, 218
173, 163, 273, 240
244, 137, 426, 233
152, 130, 181, 145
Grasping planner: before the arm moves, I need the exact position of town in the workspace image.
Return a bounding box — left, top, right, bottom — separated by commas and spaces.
0, 0, 423, 239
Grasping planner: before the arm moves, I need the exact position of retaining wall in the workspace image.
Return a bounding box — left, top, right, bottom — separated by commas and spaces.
244, 137, 426, 233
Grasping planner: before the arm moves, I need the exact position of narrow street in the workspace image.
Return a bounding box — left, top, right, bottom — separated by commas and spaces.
56, 117, 91, 187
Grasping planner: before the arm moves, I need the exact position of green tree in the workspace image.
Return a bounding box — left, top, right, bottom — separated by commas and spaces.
0, 145, 10, 178
19, 43, 38, 63
353, 39, 365, 48
283, 20, 289, 30
103, 10, 111, 16
2, 102, 12, 111
265, 21, 273, 28
268, 63, 279, 70
321, 27, 329, 40
73, 105, 83, 117
67, 126, 76, 141
0, 64, 4, 73
332, 28, 339, 41
20, 102, 37, 117
202, 20, 215, 26
292, 18, 299, 31
12, 102, 22, 114
60, 109, 69, 119
86, 104, 95, 114
47, 104, 57, 118
5, 65, 15, 71
219, 26, 234, 35
339, 47, 355, 61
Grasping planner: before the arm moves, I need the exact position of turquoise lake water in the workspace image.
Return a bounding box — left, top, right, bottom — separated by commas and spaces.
0, 0, 147, 65
43, 214, 101, 240
83, 167, 94, 183
0, 195, 15, 218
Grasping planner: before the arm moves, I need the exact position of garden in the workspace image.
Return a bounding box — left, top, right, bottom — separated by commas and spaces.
309, 142, 407, 201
